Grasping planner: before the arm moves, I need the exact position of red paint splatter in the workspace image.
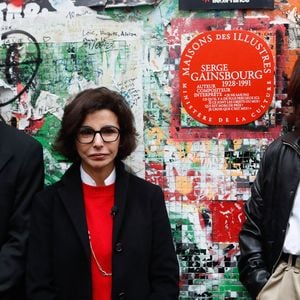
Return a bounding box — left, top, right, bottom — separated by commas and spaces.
10, 0, 23, 7
210, 200, 246, 243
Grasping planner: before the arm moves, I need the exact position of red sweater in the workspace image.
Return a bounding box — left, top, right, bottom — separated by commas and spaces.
82, 183, 114, 300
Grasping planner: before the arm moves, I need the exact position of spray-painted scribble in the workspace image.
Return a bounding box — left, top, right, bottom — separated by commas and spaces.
0, 30, 42, 109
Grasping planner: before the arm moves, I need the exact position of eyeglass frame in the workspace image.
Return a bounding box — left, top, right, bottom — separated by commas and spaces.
76, 125, 121, 144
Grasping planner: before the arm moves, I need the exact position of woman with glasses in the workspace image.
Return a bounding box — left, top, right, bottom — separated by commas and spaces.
26, 87, 179, 300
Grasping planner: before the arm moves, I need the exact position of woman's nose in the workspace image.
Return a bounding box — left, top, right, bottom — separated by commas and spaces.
93, 132, 104, 145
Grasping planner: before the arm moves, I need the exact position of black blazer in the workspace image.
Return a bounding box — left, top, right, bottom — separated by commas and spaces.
0, 122, 44, 300
27, 161, 179, 300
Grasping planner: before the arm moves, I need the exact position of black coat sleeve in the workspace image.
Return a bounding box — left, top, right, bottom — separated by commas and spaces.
0, 137, 44, 298
149, 186, 179, 300
238, 143, 277, 298
26, 190, 57, 300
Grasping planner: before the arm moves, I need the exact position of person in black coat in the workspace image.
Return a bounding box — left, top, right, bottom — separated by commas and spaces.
238, 56, 300, 299
26, 87, 179, 300
0, 122, 44, 300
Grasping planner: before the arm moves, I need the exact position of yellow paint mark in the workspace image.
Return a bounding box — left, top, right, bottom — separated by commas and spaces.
175, 175, 193, 195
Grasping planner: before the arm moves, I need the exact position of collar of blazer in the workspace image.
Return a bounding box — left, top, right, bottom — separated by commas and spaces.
57, 160, 130, 259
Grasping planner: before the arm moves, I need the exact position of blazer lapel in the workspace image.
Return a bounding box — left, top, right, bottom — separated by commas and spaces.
112, 162, 129, 245
58, 164, 90, 259
0, 147, 12, 172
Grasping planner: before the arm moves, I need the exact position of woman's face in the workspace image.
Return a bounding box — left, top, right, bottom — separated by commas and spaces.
75, 109, 120, 181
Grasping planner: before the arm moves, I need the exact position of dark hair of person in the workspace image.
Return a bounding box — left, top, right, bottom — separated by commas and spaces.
286, 55, 300, 129
53, 87, 138, 162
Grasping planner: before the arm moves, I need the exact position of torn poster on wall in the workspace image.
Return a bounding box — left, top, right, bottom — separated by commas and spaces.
0, 14, 146, 182
179, 0, 274, 11
0, 0, 161, 11
70, 0, 160, 8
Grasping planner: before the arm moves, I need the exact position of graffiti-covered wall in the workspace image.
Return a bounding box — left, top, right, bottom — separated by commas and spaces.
0, 0, 299, 298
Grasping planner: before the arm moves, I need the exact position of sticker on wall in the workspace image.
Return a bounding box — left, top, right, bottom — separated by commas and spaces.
179, 30, 275, 126
179, 0, 274, 10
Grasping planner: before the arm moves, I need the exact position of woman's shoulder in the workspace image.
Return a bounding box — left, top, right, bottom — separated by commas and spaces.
260, 131, 300, 173
264, 135, 283, 154
35, 180, 64, 199
30, 180, 64, 213
265, 131, 300, 156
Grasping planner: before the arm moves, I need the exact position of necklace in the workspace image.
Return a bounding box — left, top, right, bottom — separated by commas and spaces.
88, 231, 112, 276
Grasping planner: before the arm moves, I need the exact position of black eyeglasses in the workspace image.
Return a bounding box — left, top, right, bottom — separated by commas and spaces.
77, 125, 120, 144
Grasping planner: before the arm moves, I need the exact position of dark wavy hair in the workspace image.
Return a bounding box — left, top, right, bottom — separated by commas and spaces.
286, 55, 300, 129
53, 87, 138, 162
